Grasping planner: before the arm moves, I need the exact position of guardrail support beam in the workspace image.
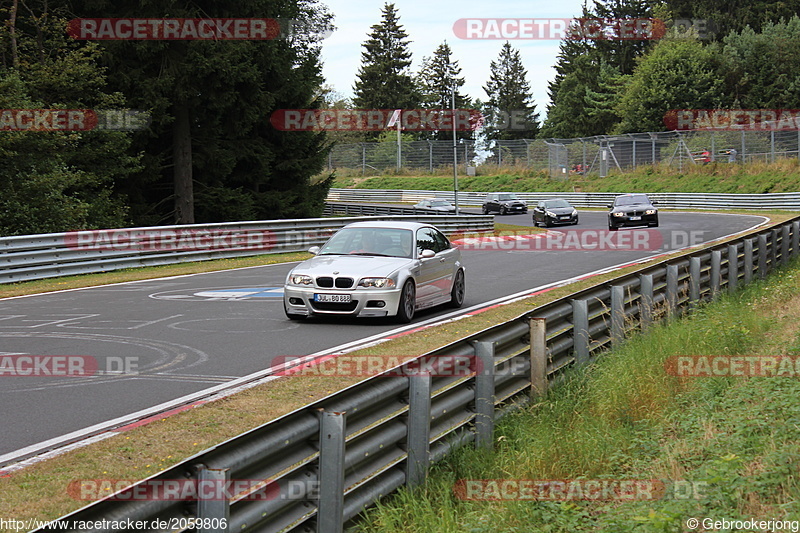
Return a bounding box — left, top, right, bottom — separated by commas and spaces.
666, 264, 679, 318
317, 410, 346, 533
782, 226, 790, 266
792, 221, 800, 259
727, 244, 739, 293
639, 274, 654, 327
758, 234, 768, 279
472, 341, 495, 450
572, 299, 590, 365
197, 466, 230, 533
710, 250, 721, 297
406, 374, 432, 487
689, 257, 701, 306
744, 239, 754, 285
611, 285, 625, 347
529, 318, 548, 397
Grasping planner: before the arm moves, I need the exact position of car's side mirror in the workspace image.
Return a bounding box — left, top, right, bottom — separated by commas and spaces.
607, 205, 613, 209
420, 249, 436, 258
652, 201, 659, 205
308, 246, 320, 255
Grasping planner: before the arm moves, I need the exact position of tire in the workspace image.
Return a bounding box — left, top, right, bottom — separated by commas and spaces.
449, 270, 465, 308
544, 217, 552, 228
649, 217, 659, 228
500, 206, 507, 215
532, 217, 539, 227
572, 217, 579, 225
396, 280, 416, 323
608, 223, 618, 231
482, 206, 489, 215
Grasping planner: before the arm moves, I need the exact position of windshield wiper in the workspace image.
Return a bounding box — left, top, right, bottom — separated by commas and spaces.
349, 252, 391, 257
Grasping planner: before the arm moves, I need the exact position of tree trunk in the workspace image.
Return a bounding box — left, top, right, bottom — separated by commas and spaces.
172, 103, 194, 224
10, 0, 19, 69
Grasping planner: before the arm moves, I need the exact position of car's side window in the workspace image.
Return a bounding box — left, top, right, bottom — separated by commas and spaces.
432, 229, 450, 251
416, 228, 438, 255
537, 202, 544, 209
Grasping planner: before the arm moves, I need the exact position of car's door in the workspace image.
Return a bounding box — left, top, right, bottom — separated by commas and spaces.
534, 201, 545, 223
414, 228, 452, 307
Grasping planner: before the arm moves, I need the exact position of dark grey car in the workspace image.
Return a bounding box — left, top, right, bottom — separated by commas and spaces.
482, 192, 528, 215
532, 198, 579, 227
608, 194, 658, 231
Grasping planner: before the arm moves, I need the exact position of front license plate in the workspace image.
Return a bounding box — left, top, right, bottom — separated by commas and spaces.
314, 293, 351, 303
560, 216, 570, 220
629, 216, 642, 221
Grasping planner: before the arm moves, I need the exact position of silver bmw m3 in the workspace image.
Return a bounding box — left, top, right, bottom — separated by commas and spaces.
283, 221, 465, 323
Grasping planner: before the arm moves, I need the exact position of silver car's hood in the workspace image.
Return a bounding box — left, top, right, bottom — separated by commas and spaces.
291, 254, 414, 278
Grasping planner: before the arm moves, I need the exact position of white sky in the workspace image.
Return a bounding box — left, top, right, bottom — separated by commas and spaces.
319, 0, 588, 115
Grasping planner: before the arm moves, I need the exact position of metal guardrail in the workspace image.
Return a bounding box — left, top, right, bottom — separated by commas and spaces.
0, 215, 492, 285
37, 215, 800, 533
327, 188, 800, 210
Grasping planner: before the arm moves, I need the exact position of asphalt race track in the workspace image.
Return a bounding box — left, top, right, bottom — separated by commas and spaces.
0, 210, 766, 462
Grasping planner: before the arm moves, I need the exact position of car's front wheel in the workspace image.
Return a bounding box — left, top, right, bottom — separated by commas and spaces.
396, 280, 416, 323
608, 223, 618, 231
482, 206, 489, 215
500, 206, 507, 215
449, 269, 465, 308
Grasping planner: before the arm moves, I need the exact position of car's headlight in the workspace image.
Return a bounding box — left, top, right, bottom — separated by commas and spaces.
546, 210, 557, 217
613, 211, 625, 217
289, 274, 313, 285
358, 277, 396, 289
645, 209, 657, 215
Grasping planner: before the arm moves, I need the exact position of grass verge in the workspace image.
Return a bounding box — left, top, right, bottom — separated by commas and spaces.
331, 159, 800, 195
350, 258, 800, 532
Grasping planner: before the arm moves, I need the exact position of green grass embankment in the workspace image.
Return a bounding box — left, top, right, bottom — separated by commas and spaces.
332, 159, 800, 194
353, 258, 800, 533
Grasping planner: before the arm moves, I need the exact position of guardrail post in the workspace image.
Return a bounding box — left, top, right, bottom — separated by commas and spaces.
689, 257, 701, 306
792, 221, 800, 259
666, 264, 679, 317
727, 244, 739, 293
529, 318, 548, 397
610, 285, 625, 346
770, 229, 779, 271
744, 238, 754, 284
782, 225, 790, 266
196, 466, 230, 533
571, 299, 590, 365
710, 251, 721, 296
639, 274, 654, 327
758, 234, 768, 279
472, 341, 495, 450
406, 374, 432, 487
317, 410, 346, 533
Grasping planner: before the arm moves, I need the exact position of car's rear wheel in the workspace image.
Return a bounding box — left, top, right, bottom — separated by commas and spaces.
482, 206, 489, 215
396, 280, 416, 323
449, 270, 465, 308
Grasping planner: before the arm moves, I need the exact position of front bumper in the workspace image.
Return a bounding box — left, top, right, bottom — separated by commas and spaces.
611, 213, 658, 227
547, 214, 578, 225
503, 204, 528, 213
284, 285, 404, 318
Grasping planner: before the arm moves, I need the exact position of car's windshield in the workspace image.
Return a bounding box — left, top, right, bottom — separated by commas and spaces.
318, 227, 414, 258
544, 199, 571, 208
615, 195, 650, 206
497, 193, 518, 201
430, 200, 451, 207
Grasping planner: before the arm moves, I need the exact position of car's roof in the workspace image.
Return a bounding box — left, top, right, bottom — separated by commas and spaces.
341, 221, 436, 231
615, 193, 650, 198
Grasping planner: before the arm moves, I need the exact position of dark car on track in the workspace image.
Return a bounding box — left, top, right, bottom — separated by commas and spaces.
482, 192, 528, 215
607, 193, 658, 231
532, 198, 579, 227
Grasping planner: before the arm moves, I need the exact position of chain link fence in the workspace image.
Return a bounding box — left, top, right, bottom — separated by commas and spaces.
328, 129, 800, 176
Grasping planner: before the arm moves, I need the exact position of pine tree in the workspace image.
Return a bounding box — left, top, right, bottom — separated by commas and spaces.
353, 3, 419, 111
482, 42, 539, 140
416, 41, 471, 140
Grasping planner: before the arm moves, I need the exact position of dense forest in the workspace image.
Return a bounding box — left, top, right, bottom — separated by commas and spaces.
1, 0, 799, 235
